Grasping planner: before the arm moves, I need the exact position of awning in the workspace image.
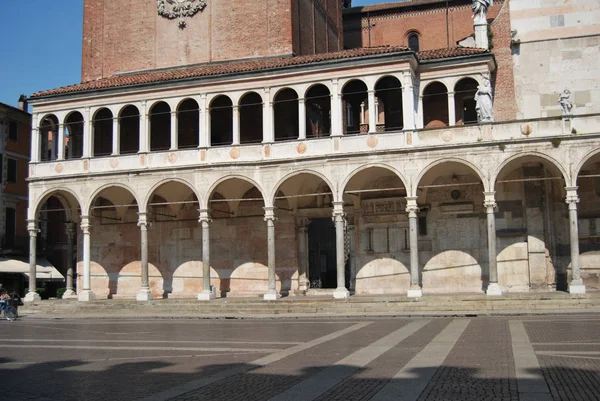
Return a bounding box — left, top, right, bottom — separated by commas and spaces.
0, 257, 65, 282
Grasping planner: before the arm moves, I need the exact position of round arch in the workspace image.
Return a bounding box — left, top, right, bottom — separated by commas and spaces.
118, 104, 140, 116
491, 152, 569, 189
148, 100, 171, 113
32, 187, 84, 221
413, 158, 488, 197
341, 163, 410, 201
176, 97, 199, 111
238, 91, 264, 106
64, 110, 84, 122
269, 169, 335, 205
85, 183, 142, 215
572, 148, 600, 187
303, 82, 333, 98
39, 113, 59, 127
204, 175, 268, 209
143, 177, 203, 212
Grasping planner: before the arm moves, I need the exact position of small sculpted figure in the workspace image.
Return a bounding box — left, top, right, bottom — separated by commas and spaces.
558, 89, 573, 116
475, 78, 494, 123
472, 0, 494, 24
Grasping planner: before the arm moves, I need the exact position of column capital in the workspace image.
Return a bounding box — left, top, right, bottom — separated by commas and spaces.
137, 212, 148, 229
447, 91, 455, 96
483, 191, 497, 210
80, 216, 91, 234
565, 186, 579, 205
405, 196, 419, 214
198, 208, 212, 224
332, 201, 345, 217
27, 219, 38, 236
263, 206, 277, 222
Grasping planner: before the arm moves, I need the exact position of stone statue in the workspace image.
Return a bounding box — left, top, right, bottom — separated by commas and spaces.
472, 0, 494, 25
475, 78, 494, 123
558, 89, 573, 116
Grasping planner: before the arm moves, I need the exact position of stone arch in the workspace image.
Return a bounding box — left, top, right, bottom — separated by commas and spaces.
205, 175, 268, 209
270, 169, 335, 206
305, 84, 332, 138
454, 77, 479, 125
209, 94, 233, 146
342, 79, 369, 134
149, 101, 171, 151
422, 81, 449, 128
85, 183, 142, 215
491, 151, 569, 189
39, 114, 59, 161
413, 157, 488, 197
176, 98, 200, 149
573, 148, 600, 187
118, 104, 140, 154
143, 177, 203, 211
273, 87, 299, 141
33, 187, 84, 221
375, 75, 404, 131
239, 91, 264, 144
341, 163, 410, 201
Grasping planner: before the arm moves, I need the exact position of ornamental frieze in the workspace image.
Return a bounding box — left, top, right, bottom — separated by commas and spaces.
157, 0, 207, 28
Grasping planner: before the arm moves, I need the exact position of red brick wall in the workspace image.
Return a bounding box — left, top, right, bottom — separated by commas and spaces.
490, 0, 517, 121
82, 0, 343, 82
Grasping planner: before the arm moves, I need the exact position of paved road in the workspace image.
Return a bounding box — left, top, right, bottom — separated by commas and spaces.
0, 315, 599, 401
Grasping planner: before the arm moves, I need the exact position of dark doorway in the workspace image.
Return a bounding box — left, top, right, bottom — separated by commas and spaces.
308, 218, 337, 289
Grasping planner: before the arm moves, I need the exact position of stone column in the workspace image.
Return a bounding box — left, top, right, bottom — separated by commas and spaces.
31, 114, 40, 163
331, 79, 342, 137
348, 221, 357, 293
78, 216, 96, 301
139, 101, 149, 153
57, 124, 65, 160
83, 107, 92, 158
136, 212, 152, 301
332, 201, 350, 299
24, 220, 41, 302
297, 217, 311, 293
298, 98, 306, 140
232, 105, 240, 145
448, 91, 456, 126
417, 95, 424, 129
262, 88, 274, 143
170, 111, 178, 150
198, 209, 215, 300
264, 207, 279, 300
368, 90, 377, 133
484, 192, 502, 295
566, 187, 586, 294
199, 94, 209, 148
112, 116, 120, 155
401, 80, 416, 130
406, 197, 423, 297
62, 223, 78, 299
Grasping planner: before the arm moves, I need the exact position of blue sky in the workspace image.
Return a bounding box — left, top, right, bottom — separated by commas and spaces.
0, 0, 391, 108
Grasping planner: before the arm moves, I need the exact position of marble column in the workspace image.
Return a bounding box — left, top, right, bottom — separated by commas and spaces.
136, 212, 152, 301
448, 91, 456, 126
83, 108, 92, 158
198, 209, 215, 300
62, 223, 78, 299
297, 217, 311, 293
264, 207, 279, 300
78, 216, 96, 301
566, 187, 586, 294
170, 111, 178, 150
331, 79, 343, 137
262, 88, 274, 143
401, 80, 416, 130
368, 90, 377, 133
199, 94, 209, 148
332, 201, 350, 299
348, 221, 357, 293
112, 116, 120, 155
31, 114, 40, 163
484, 192, 502, 296
298, 98, 306, 140
139, 101, 149, 153
57, 124, 65, 160
232, 105, 240, 145
416, 95, 424, 129
406, 197, 423, 297
24, 220, 41, 302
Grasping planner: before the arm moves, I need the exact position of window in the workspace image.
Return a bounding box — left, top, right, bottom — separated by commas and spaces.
408, 33, 420, 52
5, 208, 16, 248
7, 158, 17, 183
8, 120, 18, 141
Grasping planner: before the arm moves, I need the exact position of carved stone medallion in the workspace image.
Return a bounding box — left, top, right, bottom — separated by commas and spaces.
157, 0, 207, 28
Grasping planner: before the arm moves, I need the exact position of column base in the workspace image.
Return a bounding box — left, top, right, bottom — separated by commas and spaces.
62, 289, 78, 299
263, 290, 280, 301
569, 280, 586, 294
78, 290, 96, 302
136, 288, 153, 301
407, 288, 423, 298
197, 290, 215, 301
486, 283, 502, 296
333, 287, 350, 299
24, 291, 41, 303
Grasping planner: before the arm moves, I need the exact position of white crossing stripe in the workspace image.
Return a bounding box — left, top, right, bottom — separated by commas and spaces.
267, 320, 431, 401
370, 319, 470, 401
510, 320, 553, 401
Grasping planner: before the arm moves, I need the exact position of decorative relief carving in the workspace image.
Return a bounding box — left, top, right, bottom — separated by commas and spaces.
157, 0, 207, 28
362, 197, 407, 216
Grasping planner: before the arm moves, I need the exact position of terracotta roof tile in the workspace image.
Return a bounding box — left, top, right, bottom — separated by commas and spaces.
31, 46, 490, 98
344, 0, 460, 14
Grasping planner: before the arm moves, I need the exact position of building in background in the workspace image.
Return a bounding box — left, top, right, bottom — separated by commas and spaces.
24, 0, 599, 302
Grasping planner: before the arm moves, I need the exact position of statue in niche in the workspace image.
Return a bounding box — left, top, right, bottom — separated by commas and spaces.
472, 0, 494, 25
558, 89, 573, 116
307, 103, 324, 137
475, 78, 494, 123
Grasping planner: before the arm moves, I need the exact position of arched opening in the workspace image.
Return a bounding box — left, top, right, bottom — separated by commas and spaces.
239, 92, 263, 144
119, 105, 140, 154
93, 108, 113, 157
423, 82, 449, 128
65, 112, 84, 159
274, 88, 299, 141
576, 152, 600, 291
417, 161, 485, 293
146, 181, 200, 297
408, 33, 420, 52
375, 76, 404, 132
342, 79, 368, 134
177, 99, 199, 149
149, 101, 171, 151
343, 167, 409, 294
454, 78, 479, 125
39, 115, 59, 161
210, 95, 233, 146
495, 156, 567, 291
305, 84, 331, 138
